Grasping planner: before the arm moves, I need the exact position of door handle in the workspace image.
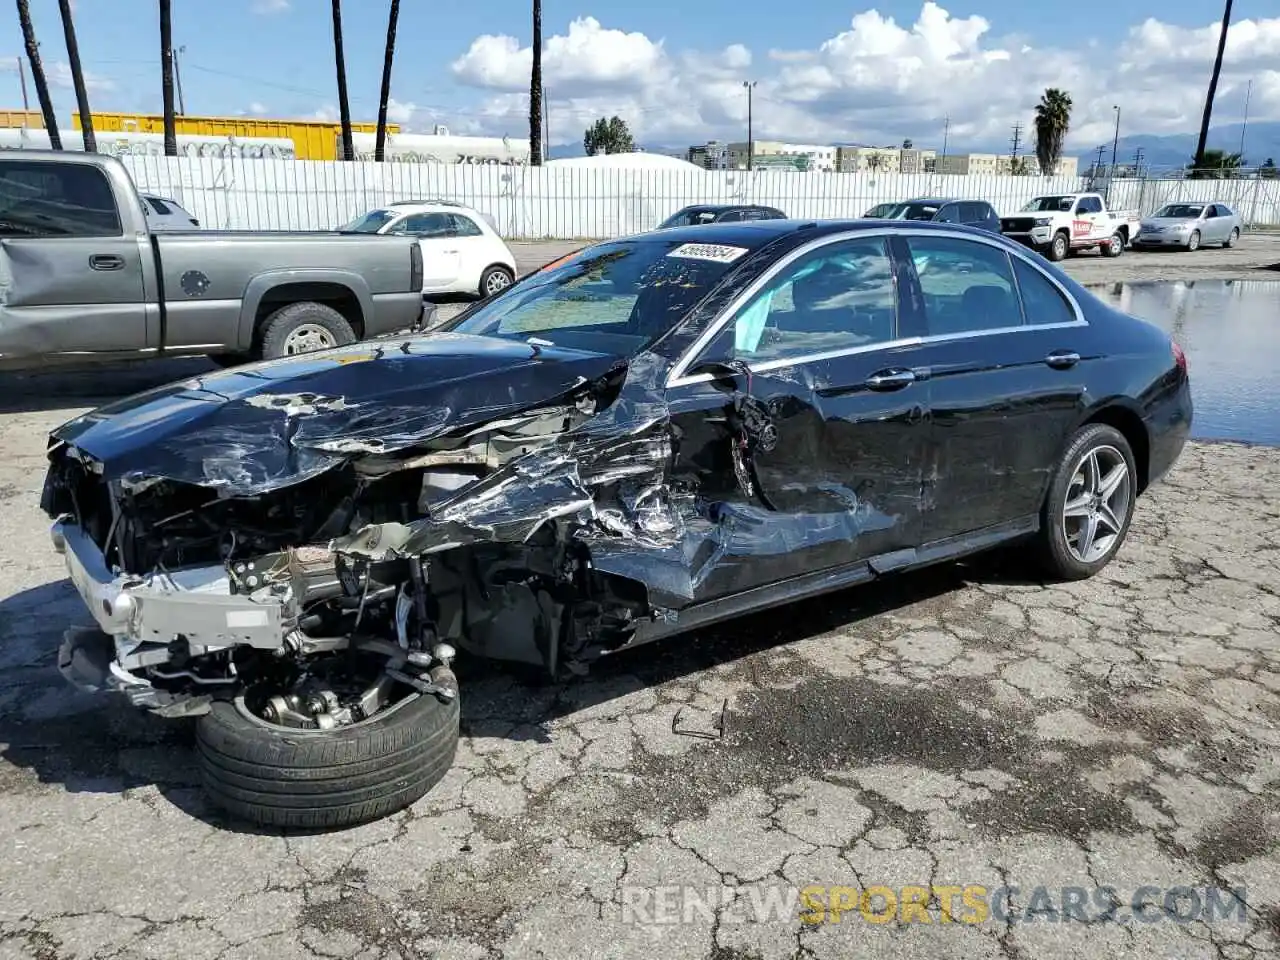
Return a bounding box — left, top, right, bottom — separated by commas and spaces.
865, 368, 917, 390
1045, 350, 1080, 369
89, 254, 125, 271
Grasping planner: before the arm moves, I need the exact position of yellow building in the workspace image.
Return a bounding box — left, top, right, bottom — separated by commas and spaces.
69, 112, 398, 161
0, 109, 44, 127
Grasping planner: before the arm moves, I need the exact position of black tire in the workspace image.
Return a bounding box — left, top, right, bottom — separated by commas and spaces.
1104, 231, 1125, 257
196, 690, 460, 829
256, 301, 357, 361
1047, 231, 1069, 262
1225, 227, 1239, 248
478, 264, 515, 299
1034, 423, 1138, 581
1186, 230, 1201, 252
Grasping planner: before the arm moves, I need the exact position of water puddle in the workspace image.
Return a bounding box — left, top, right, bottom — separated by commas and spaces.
1089, 279, 1280, 446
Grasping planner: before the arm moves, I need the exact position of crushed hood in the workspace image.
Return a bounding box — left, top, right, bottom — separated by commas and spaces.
50, 332, 625, 496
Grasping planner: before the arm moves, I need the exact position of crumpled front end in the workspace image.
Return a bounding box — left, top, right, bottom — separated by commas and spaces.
41, 353, 694, 720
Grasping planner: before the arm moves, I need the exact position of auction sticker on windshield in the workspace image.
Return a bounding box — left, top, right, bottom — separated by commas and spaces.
666, 243, 750, 264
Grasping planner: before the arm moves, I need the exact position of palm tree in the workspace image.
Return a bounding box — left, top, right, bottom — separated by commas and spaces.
331, 0, 354, 161
159, 0, 177, 156
57, 0, 95, 152
1186, 149, 1242, 179
1193, 0, 1233, 171
14, 0, 62, 148
529, 0, 543, 166
374, 0, 400, 162
1034, 88, 1073, 175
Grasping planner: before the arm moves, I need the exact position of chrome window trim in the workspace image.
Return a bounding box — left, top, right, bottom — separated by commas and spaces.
665, 226, 1088, 389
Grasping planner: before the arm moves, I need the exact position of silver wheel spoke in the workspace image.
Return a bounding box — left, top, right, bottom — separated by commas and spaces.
1064, 492, 1092, 518
1097, 503, 1123, 535
1076, 513, 1099, 560
1097, 462, 1127, 500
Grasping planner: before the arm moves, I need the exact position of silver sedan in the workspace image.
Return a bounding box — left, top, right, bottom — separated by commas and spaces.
1132, 201, 1242, 251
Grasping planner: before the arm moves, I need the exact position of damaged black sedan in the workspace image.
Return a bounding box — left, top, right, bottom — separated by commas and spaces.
40, 219, 1192, 828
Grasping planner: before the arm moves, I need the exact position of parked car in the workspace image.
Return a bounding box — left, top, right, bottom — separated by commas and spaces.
870, 197, 1001, 232
44, 219, 1191, 828
1000, 192, 1142, 261
139, 192, 200, 230
657, 204, 787, 227
0, 151, 425, 370
1131, 202, 1241, 251
340, 200, 517, 299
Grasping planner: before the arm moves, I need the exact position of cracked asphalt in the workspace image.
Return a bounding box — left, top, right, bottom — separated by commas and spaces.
0, 241, 1279, 959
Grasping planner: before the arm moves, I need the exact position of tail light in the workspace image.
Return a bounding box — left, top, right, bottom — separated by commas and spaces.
1171, 339, 1187, 373
410, 243, 423, 290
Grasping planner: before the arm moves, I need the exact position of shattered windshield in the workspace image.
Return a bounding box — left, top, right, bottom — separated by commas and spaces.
444, 238, 750, 356
338, 209, 398, 233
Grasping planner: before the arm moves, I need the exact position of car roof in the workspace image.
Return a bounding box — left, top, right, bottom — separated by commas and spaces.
625, 217, 1019, 248
379, 201, 483, 215
676, 203, 778, 212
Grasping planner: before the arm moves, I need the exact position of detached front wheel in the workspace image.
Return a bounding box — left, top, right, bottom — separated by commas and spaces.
196, 686, 460, 829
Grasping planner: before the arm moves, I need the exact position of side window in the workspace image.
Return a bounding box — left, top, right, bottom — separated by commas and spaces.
1011, 256, 1077, 327
392, 213, 453, 238
716, 209, 745, 222
905, 235, 1023, 336
934, 204, 960, 223
1082, 197, 1103, 214
707, 237, 897, 364
449, 214, 483, 236
0, 160, 123, 237
146, 197, 172, 215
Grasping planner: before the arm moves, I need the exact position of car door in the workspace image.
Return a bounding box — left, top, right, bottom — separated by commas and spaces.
445, 212, 492, 285
1202, 205, 1226, 243
933, 203, 962, 225
0, 158, 150, 358
664, 232, 932, 601
1074, 195, 1106, 242
891, 231, 1091, 545
388, 212, 459, 289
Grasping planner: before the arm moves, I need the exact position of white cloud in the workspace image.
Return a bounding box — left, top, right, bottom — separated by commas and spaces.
248, 101, 268, 115
46, 61, 115, 94
386, 98, 416, 124
445, 2, 1280, 153
251, 0, 290, 13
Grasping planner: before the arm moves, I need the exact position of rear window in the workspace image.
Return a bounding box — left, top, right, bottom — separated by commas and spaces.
145, 197, 173, 215
0, 159, 123, 237
658, 208, 720, 228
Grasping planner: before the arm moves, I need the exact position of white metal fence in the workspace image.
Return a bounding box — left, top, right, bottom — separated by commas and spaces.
117, 155, 1280, 240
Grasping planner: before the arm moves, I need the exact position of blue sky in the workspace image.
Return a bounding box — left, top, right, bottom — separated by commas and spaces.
1, 0, 1277, 152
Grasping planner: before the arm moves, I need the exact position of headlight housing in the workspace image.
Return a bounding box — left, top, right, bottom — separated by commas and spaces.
1033, 217, 1052, 227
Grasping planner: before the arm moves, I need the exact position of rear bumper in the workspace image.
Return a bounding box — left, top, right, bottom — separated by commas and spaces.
1145, 379, 1194, 488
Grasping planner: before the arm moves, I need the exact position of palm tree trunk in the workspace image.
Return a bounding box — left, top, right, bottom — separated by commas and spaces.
57, 0, 95, 152
159, 0, 177, 156
374, 0, 400, 162
15, 0, 61, 149
529, 0, 542, 166
331, 0, 354, 161
1193, 0, 1233, 171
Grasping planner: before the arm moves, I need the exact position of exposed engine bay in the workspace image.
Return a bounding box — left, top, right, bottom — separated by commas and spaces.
42, 360, 704, 729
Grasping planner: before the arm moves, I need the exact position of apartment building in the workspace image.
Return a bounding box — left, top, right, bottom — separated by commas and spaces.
687, 140, 837, 171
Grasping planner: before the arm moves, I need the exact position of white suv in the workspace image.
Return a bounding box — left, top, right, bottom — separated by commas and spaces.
339, 201, 517, 298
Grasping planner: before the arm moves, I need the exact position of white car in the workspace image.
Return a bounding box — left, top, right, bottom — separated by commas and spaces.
339, 201, 517, 298
139, 193, 200, 230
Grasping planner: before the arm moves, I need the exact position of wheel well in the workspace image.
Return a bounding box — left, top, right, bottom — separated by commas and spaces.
483, 262, 514, 278
1083, 405, 1150, 493
254, 282, 364, 340
1115, 224, 1130, 241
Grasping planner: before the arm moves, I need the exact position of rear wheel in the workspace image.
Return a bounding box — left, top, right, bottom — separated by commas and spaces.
1186, 230, 1201, 252
1104, 231, 1125, 257
257, 302, 357, 361
1034, 423, 1137, 581
1047, 231, 1069, 262
479, 264, 514, 299
1225, 227, 1240, 248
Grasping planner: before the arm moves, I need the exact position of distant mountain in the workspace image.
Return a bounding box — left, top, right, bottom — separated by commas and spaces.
1074, 122, 1280, 173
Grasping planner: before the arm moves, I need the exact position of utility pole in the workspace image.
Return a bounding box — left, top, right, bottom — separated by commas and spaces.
941, 115, 950, 161
172, 45, 186, 115
16, 57, 28, 114
1239, 78, 1252, 162
1009, 122, 1023, 173
1093, 144, 1107, 178
743, 80, 756, 171
1110, 105, 1121, 175
1132, 147, 1145, 176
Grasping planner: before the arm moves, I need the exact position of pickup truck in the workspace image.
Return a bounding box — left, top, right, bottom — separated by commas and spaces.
0, 151, 425, 370
999, 192, 1142, 262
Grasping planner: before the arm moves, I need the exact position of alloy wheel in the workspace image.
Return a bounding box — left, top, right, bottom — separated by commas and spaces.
485, 269, 512, 295
1061, 444, 1131, 564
